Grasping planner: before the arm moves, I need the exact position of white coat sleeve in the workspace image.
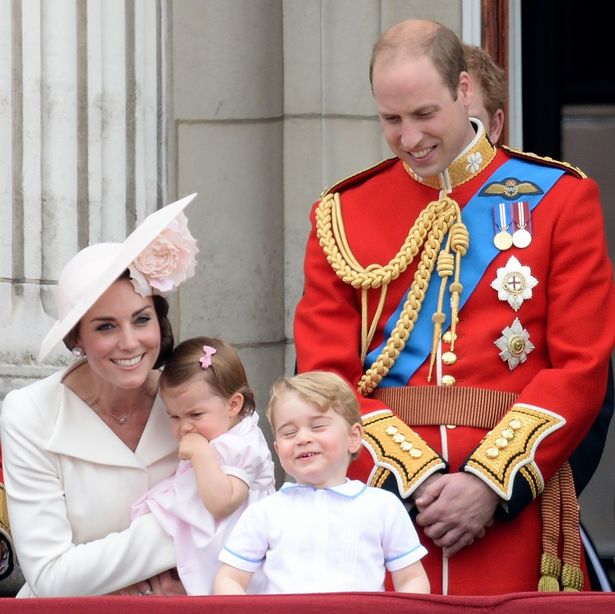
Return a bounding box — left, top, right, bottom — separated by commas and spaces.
0, 387, 176, 597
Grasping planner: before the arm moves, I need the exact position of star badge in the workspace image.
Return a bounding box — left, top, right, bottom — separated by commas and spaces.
490, 255, 538, 311
495, 317, 535, 370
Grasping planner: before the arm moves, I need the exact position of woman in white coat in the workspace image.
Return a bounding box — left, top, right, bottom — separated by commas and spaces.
0, 194, 199, 597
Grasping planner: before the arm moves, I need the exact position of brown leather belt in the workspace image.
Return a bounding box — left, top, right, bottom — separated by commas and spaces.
372, 385, 518, 429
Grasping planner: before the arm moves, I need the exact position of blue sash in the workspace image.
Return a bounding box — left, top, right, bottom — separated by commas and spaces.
367, 158, 564, 387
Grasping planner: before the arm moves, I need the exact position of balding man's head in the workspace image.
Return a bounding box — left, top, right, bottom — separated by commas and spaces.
370, 19, 466, 100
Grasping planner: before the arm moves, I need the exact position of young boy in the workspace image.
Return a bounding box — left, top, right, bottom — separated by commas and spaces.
214, 371, 430, 594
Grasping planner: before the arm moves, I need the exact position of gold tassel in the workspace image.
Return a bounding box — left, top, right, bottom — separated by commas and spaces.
427, 247, 454, 382
559, 464, 584, 591
447, 222, 469, 351
537, 463, 585, 592
538, 552, 561, 592
538, 474, 561, 591
561, 563, 584, 592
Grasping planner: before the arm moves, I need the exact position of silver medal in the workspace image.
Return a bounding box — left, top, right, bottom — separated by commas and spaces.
495, 317, 535, 370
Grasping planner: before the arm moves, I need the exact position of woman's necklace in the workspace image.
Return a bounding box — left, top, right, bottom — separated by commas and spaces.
106, 407, 137, 425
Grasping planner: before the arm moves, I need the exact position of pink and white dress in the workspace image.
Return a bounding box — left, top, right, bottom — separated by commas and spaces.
131, 412, 275, 594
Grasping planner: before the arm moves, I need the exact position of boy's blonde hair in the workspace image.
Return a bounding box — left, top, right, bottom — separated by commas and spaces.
267, 371, 362, 459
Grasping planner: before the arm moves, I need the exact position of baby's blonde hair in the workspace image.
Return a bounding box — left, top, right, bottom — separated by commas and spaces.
267, 371, 362, 460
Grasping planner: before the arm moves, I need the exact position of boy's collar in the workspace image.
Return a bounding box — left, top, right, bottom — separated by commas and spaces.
280, 479, 367, 498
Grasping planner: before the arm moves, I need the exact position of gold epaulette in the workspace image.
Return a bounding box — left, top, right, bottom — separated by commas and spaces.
464, 404, 565, 500
320, 157, 398, 198
502, 145, 587, 179
362, 410, 446, 498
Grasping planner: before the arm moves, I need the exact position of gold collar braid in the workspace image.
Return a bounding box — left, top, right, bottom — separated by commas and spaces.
403, 126, 496, 190
315, 192, 469, 395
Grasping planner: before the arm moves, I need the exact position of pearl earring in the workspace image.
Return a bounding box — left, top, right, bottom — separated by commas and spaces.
72, 347, 85, 359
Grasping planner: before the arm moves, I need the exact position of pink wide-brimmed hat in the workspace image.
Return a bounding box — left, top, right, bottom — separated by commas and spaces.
38, 193, 199, 362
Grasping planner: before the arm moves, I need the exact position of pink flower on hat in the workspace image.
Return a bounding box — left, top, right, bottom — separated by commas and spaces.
129, 212, 198, 296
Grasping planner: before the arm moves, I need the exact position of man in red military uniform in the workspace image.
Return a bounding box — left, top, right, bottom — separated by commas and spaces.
294, 19, 615, 595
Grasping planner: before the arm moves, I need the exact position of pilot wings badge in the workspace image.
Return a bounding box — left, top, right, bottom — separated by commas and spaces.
479, 177, 543, 200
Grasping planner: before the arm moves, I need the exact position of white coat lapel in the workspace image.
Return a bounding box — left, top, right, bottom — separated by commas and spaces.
135, 395, 178, 465
46, 384, 177, 468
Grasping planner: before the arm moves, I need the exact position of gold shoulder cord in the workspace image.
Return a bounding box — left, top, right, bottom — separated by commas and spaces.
316, 192, 468, 395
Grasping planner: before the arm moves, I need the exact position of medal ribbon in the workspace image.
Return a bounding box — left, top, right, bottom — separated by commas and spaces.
494, 202, 511, 232
513, 201, 531, 231
367, 158, 564, 387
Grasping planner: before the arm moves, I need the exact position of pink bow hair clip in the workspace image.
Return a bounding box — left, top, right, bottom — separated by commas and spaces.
199, 345, 217, 369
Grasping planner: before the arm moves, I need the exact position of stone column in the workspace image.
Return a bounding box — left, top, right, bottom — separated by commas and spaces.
171, 0, 286, 408
0, 0, 167, 397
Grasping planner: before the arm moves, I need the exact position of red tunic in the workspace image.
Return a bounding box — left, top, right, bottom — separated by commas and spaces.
294, 134, 615, 595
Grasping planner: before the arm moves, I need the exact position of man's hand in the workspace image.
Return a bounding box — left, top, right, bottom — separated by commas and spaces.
412, 472, 445, 512
414, 472, 499, 557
